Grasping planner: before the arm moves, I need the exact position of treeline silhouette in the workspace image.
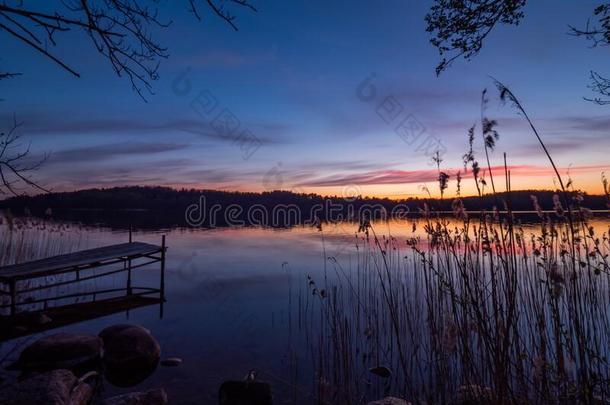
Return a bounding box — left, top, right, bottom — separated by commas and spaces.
0, 186, 607, 229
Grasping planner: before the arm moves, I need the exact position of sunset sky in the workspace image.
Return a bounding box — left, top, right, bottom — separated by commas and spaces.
1, 0, 609, 199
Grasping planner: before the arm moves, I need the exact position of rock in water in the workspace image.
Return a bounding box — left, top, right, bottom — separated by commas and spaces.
102, 388, 168, 405
16, 332, 102, 372
0, 369, 94, 405
219, 381, 273, 405
367, 397, 413, 405
369, 366, 392, 378
99, 324, 161, 387
160, 357, 182, 367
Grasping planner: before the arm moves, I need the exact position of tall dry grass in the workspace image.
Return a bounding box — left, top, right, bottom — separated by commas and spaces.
0, 210, 86, 266
0, 210, 88, 313
301, 84, 610, 404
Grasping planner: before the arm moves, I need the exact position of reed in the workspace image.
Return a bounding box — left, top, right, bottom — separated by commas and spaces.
0, 210, 87, 313
0, 210, 86, 266
301, 84, 610, 404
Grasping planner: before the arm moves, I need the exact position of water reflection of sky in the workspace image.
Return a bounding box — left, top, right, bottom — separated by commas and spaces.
0, 216, 609, 403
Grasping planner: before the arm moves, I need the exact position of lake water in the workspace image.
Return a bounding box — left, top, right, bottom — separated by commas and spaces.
1, 215, 609, 403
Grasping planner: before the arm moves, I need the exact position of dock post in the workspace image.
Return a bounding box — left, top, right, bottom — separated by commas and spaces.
9, 280, 16, 316
127, 226, 133, 295
160, 235, 166, 299
127, 258, 132, 295
160, 235, 166, 319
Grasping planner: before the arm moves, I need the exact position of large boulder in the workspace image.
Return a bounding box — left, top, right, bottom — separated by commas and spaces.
219, 381, 273, 405
102, 388, 168, 405
0, 369, 94, 405
99, 324, 160, 387
15, 332, 102, 372
367, 397, 413, 405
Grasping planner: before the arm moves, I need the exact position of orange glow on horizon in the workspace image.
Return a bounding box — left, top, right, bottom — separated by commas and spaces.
156, 162, 609, 201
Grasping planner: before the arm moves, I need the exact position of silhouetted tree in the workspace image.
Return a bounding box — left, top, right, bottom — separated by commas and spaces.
568, 5, 610, 104
425, 0, 527, 75
0, 186, 605, 229
426, 1, 610, 104
0, 1, 256, 194
0, 0, 257, 99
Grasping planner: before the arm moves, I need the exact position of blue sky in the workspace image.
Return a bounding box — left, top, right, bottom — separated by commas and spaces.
1, 0, 609, 198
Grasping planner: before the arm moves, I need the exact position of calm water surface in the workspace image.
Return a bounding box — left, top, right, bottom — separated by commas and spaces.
1, 216, 609, 403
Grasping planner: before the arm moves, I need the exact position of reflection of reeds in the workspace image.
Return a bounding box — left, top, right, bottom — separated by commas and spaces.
305, 202, 610, 404
302, 85, 610, 404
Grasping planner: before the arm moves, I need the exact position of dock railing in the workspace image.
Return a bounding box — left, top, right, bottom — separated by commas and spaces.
0, 231, 166, 317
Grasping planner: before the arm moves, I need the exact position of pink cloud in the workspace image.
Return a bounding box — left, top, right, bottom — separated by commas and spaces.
299, 164, 609, 187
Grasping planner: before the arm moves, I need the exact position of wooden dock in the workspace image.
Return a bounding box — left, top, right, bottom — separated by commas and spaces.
0, 234, 166, 317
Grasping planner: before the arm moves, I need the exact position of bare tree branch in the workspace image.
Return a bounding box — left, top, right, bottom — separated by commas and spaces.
0, 1, 256, 193
0, 72, 21, 81
427, 1, 610, 105
569, 4, 610, 104
584, 71, 610, 105
425, 0, 527, 75
0, 0, 257, 99
204, 0, 257, 30
0, 21, 81, 78
568, 4, 610, 47
0, 115, 49, 196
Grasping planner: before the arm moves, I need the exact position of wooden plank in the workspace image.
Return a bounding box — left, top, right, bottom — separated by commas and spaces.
0, 242, 162, 282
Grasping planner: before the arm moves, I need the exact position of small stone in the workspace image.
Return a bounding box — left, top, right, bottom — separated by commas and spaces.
367, 397, 413, 405
34, 313, 52, 325
369, 366, 392, 378
219, 381, 272, 405
102, 388, 168, 405
160, 357, 182, 367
